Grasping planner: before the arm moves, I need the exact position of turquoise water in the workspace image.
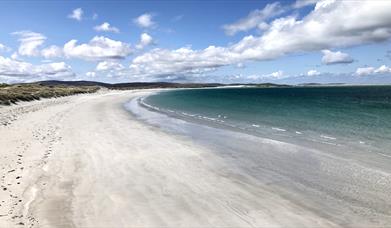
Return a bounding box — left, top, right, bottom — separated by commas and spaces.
144, 86, 391, 155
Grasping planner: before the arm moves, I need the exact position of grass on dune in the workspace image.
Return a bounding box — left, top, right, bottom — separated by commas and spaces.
0, 83, 99, 105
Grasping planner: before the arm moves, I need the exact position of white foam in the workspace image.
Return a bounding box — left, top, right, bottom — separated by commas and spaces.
252, 124, 260, 128
272, 127, 286, 132
320, 135, 336, 140
295, 131, 303, 134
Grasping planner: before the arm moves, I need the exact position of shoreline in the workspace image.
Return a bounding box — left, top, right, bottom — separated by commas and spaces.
135, 91, 391, 173
0, 90, 390, 227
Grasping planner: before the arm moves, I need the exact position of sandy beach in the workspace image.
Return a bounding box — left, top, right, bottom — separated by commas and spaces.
0, 90, 389, 227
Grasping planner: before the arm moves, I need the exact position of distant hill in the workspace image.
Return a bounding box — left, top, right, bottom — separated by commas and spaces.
34, 80, 224, 89
35, 80, 294, 89
247, 83, 291, 88
297, 83, 346, 87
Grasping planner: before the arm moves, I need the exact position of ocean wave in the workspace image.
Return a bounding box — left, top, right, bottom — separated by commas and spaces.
272, 127, 287, 132
320, 135, 336, 140
140, 99, 159, 111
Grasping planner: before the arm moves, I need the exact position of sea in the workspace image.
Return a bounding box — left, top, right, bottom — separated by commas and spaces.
125, 86, 391, 225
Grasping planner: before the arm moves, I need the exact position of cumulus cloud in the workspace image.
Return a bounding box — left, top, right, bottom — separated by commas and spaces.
0, 56, 74, 81
268, 70, 284, 78
232, 0, 391, 60
375, 65, 391, 74
129, 46, 231, 77
136, 33, 154, 49
41, 45, 63, 59
96, 61, 124, 71
133, 13, 155, 28
94, 22, 120, 33
63, 36, 132, 61
321, 50, 353, 65
355, 67, 375, 76
356, 65, 391, 76
12, 31, 46, 56
246, 70, 285, 80
307, 69, 321, 76
129, 0, 391, 78
223, 2, 285, 36
68, 8, 83, 21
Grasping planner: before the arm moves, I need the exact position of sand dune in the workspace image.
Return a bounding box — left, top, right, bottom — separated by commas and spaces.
0, 90, 385, 227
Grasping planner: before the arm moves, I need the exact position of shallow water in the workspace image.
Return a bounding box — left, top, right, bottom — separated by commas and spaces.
144, 86, 391, 156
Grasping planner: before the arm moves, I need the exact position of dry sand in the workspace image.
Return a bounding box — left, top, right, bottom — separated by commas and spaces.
0, 90, 355, 227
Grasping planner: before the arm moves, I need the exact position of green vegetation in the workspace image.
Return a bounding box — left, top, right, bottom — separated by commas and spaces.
0, 83, 99, 105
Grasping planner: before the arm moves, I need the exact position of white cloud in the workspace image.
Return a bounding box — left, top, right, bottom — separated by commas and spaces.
321, 50, 353, 65
307, 69, 320, 76
231, 0, 391, 60
129, 0, 391, 79
375, 65, 391, 74
269, 70, 284, 78
223, 2, 285, 36
0, 56, 74, 80
355, 65, 391, 76
136, 33, 153, 49
41, 45, 63, 59
246, 70, 285, 80
355, 67, 375, 76
129, 46, 231, 77
133, 13, 155, 28
63, 36, 132, 61
12, 31, 46, 56
10, 52, 19, 60
0, 44, 11, 52
86, 71, 96, 77
40, 62, 71, 74
96, 61, 124, 71
94, 22, 120, 33
68, 8, 83, 21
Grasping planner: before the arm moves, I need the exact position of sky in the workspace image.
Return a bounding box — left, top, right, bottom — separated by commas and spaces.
0, 0, 391, 84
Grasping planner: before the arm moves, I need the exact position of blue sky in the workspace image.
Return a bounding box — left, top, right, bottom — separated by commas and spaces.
0, 0, 391, 84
